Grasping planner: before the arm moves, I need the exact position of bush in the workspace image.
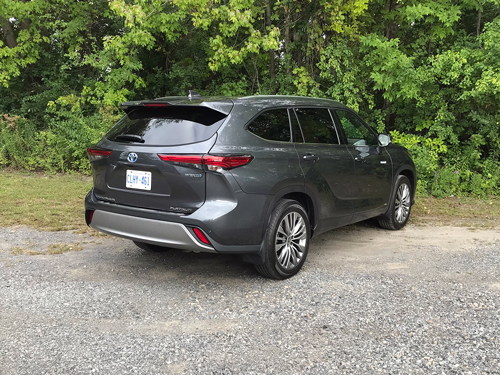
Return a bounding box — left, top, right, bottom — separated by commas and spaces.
391, 130, 500, 197
430, 166, 460, 198
0, 114, 36, 169
390, 130, 447, 187
0, 106, 118, 174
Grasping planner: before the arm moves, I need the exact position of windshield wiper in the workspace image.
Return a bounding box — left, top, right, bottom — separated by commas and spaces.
115, 134, 145, 143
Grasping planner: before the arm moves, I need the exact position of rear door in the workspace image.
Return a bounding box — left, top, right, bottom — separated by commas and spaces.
91, 105, 230, 214
291, 107, 356, 230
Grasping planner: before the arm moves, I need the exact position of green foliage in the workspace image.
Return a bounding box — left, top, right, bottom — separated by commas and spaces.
0, 114, 35, 168
0, 107, 117, 174
390, 131, 447, 177
431, 167, 461, 198
0, 0, 499, 197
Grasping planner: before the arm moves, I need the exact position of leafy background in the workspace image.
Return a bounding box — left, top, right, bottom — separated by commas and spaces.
1, 0, 499, 197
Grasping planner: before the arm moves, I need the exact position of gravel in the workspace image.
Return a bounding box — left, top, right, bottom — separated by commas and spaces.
0, 224, 499, 374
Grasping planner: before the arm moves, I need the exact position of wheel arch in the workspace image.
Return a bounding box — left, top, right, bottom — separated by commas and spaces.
264, 187, 317, 238
281, 192, 316, 237
395, 166, 416, 204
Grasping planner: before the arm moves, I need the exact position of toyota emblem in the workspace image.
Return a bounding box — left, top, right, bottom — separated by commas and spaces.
127, 153, 138, 163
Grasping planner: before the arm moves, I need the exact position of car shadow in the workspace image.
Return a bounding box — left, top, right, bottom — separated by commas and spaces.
79, 220, 384, 283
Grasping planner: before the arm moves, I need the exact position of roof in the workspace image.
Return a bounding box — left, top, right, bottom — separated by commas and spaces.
233, 95, 347, 108
120, 95, 348, 116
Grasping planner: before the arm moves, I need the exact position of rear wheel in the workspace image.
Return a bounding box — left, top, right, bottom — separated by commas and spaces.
378, 175, 412, 230
255, 199, 310, 280
133, 241, 169, 252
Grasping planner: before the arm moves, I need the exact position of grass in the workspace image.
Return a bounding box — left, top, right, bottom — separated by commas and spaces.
410, 195, 500, 228
9, 246, 41, 256
47, 242, 84, 254
9, 243, 83, 256
0, 169, 92, 231
0, 169, 499, 231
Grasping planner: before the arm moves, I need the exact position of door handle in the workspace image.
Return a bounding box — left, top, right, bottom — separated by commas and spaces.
303, 154, 319, 161
354, 156, 366, 163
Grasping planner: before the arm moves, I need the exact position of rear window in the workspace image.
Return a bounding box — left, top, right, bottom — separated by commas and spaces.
106, 107, 227, 146
246, 109, 291, 142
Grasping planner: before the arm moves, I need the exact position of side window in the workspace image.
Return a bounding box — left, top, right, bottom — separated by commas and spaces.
335, 110, 377, 146
247, 109, 291, 142
294, 108, 339, 144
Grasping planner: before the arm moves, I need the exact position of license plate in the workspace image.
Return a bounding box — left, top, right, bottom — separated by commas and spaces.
126, 170, 152, 190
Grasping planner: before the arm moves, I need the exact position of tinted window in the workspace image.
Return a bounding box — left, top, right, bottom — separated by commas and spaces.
294, 108, 339, 144
106, 107, 226, 146
335, 110, 377, 146
247, 109, 291, 142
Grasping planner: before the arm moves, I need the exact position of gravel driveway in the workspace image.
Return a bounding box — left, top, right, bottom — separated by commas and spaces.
0, 224, 499, 375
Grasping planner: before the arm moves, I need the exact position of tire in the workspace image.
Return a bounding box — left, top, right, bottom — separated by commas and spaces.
133, 241, 169, 252
378, 175, 412, 230
255, 199, 311, 280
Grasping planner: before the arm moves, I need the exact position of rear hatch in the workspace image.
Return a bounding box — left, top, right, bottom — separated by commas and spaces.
89, 99, 233, 214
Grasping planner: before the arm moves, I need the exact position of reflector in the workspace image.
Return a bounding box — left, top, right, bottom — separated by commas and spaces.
193, 228, 211, 245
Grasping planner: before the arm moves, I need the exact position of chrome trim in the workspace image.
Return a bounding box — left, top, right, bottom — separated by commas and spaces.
90, 210, 216, 253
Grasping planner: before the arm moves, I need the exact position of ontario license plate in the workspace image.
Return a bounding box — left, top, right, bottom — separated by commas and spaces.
126, 170, 151, 190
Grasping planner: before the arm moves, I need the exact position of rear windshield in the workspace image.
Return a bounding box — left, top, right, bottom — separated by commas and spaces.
106, 107, 227, 146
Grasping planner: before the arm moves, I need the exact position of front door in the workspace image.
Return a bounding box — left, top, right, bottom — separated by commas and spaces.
332, 109, 393, 220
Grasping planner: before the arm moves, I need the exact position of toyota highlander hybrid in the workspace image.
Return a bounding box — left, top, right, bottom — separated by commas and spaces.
85, 93, 416, 279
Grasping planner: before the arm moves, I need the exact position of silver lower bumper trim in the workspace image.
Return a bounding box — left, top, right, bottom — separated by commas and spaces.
90, 210, 216, 253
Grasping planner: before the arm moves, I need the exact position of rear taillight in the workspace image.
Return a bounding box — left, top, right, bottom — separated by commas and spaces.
158, 154, 253, 172
87, 148, 112, 162
203, 155, 253, 171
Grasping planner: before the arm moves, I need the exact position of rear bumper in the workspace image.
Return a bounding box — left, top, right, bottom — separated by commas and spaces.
85, 190, 265, 255
90, 210, 216, 253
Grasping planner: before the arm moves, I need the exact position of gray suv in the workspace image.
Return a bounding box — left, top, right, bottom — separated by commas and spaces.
85, 93, 416, 279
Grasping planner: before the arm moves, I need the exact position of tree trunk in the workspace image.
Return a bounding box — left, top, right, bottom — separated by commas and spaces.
284, 6, 291, 75
293, 30, 302, 68
383, 97, 394, 130
476, 8, 482, 37
265, 0, 275, 83
383, 0, 399, 129
284, 6, 290, 52
0, 16, 18, 48
384, 0, 399, 40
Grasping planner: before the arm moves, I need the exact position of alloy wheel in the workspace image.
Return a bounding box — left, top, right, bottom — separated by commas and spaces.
275, 211, 307, 270
394, 183, 411, 223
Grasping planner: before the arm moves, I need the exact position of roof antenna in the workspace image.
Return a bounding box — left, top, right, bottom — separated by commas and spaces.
188, 90, 201, 100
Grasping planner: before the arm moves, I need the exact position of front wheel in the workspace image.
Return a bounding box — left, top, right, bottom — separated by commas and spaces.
255, 199, 310, 280
378, 175, 412, 230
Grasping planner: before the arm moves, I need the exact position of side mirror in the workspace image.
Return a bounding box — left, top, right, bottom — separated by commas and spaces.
378, 134, 391, 147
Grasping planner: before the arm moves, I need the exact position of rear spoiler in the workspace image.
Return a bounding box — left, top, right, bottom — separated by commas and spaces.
120, 101, 233, 116
119, 101, 232, 126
